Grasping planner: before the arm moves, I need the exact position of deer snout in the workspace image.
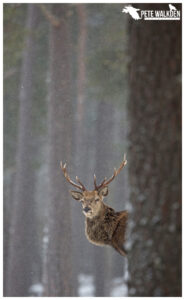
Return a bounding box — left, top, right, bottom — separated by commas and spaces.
84, 207, 91, 213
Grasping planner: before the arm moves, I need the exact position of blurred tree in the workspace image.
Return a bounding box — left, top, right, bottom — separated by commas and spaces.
3, 5, 26, 294
87, 4, 128, 104
70, 3, 90, 290
6, 4, 40, 296
76, 4, 87, 128
127, 4, 181, 296
44, 4, 75, 296
3, 4, 26, 167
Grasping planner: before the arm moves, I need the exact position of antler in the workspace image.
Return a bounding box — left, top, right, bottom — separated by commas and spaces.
94, 154, 127, 190
60, 161, 86, 191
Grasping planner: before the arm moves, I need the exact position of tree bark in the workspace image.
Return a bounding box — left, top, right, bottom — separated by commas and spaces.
3, 169, 15, 295
45, 5, 74, 296
127, 4, 181, 296
76, 4, 87, 126
6, 4, 39, 296
70, 4, 88, 291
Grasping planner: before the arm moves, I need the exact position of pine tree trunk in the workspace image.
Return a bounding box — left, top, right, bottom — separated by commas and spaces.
127, 4, 181, 296
76, 4, 87, 127
3, 170, 15, 295
71, 4, 88, 291
6, 4, 39, 296
45, 5, 74, 296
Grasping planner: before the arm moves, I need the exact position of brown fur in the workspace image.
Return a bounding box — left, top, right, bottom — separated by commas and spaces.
70, 188, 128, 256
85, 204, 128, 256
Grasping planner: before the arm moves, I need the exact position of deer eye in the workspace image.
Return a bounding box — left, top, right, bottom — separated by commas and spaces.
95, 198, 99, 202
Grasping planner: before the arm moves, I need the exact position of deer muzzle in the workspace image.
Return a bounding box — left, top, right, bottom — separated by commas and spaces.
84, 207, 91, 213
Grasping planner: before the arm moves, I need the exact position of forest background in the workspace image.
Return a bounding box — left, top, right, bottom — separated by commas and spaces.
3, 3, 181, 297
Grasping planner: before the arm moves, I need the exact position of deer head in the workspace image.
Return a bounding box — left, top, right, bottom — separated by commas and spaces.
60, 154, 127, 219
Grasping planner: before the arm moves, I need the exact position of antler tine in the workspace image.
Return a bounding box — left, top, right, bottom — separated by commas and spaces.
104, 154, 127, 186
94, 174, 98, 190
76, 176, 86, 191
94, 174, 107, 191
60, 161, 86, 191
94, 154, 127, 190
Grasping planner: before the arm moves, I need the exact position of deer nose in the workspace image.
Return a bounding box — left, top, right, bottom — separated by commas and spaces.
84, 207, 91, 213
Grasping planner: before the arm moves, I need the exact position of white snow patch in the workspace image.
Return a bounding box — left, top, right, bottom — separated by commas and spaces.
110, 277, 128, 297
110, 259, 128, 297
43, 235, 49, 244
29, 283, 44, 296
78, 273, 95, 297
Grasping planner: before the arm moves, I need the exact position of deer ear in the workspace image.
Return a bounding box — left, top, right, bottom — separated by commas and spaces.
98, 186, 108, 197
70, 191, 83, 201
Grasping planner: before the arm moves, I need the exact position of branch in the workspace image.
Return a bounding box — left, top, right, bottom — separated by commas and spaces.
39, 4, 60, 27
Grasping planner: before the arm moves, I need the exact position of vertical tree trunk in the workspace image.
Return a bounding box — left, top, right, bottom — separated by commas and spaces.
3, 170, 15, 295
45, 5, 74, 296
93, 100, 115, 296
75, 4, 87, 169
127, 4, 181, 296
71, 4, 88, 291
6, 4, 39, 296
76, 4, 87, 127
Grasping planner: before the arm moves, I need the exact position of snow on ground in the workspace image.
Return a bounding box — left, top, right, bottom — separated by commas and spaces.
110, 277, 128, 297
29, 283, 44, 296
78, 273, 128, 297
78, 273, 95, 296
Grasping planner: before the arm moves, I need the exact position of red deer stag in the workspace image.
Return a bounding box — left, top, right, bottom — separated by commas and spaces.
60, 155, 128, 256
